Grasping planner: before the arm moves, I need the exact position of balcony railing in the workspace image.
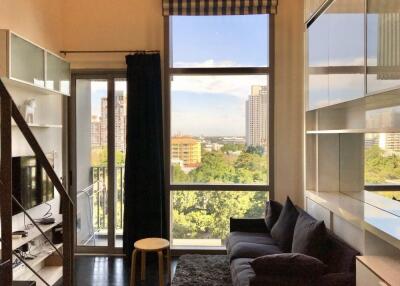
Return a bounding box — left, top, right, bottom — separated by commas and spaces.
91, 166, 125, 232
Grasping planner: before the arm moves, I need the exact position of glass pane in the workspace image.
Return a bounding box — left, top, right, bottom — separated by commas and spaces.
307, 13, 329, 110
171, 191, 269, 247
367, 0, 400, 94
11, 34, 45, 86
170, 75, 269, 185
114, 79, 127, 248
172, 15, 268, 67
76, 79, 108, 247
46, 53, 70, 94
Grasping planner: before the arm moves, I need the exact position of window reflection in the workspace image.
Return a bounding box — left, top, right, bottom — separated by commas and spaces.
367, 0, 400, 94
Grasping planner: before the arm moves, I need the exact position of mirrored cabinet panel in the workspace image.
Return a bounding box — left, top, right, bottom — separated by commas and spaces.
46, 53, 71, 94
327, 0, 365, 104
307, 13, 329, 110
10, 33, 45, 87
367, 0, 400, 94
307, 0, 365, 110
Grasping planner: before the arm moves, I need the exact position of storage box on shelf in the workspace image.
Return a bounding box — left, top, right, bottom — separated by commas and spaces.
0, 30, 70, 96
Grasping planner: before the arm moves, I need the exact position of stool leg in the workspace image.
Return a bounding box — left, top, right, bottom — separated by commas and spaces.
141, 251, 146, 280
158, 251, 164, 286
167, 248, 171, 283
130, 249, 138, 286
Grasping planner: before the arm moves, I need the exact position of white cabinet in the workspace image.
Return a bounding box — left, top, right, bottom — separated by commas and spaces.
0, 30, 70, 96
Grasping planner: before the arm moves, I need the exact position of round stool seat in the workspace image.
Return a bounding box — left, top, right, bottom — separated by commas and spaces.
134, 238, 170, 251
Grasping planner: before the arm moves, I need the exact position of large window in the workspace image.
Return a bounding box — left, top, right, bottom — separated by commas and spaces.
167, 15, 271, 248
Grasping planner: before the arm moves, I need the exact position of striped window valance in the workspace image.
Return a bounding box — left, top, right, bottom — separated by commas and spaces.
162, 0, 278, 16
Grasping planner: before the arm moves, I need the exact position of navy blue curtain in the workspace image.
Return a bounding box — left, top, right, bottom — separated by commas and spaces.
123, 53, 166, 258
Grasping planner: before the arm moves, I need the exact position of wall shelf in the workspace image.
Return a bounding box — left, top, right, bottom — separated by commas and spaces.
0, 215, 63, 251
306, 128, 400, 134
13, 244, 63, 279
11, 123, 63, 129
1, 77, 69, 97
305, 191, 400, 250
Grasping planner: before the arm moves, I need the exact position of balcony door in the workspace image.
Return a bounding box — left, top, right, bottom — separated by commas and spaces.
70, 72, 126, 254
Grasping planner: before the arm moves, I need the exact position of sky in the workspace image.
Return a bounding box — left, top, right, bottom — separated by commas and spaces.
171, 15, 269, 136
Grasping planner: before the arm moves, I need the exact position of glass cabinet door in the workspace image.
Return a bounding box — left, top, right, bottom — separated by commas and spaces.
46, 53, 71, 94
367, 0, 400, 94
307, 13, 329, 110
10, 33, 45, 87
327, 0, 365, 104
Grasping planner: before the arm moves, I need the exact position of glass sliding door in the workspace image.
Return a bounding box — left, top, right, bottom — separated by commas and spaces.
72, 73, 126, 254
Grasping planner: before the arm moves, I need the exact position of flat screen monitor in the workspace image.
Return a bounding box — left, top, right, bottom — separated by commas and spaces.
12, 155, 55, 215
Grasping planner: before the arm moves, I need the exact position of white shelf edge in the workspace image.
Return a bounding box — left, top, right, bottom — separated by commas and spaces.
1, 77, 70, 97
305, 190, 400, 250
306, 128, 400, 134
13, 243, 63, 279
0, 215, 63, 251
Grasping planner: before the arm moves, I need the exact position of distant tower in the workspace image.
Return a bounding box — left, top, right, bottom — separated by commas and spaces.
245, 85, 269, 147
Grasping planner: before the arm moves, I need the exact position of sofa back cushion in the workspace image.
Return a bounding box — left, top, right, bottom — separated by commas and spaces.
264, 200, 283, 231
270, 197, 299, 252
323, 231, 360, 273
292, 210, 327, 260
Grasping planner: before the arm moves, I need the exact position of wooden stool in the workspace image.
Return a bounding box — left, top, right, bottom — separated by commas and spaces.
130, 238, 171, 286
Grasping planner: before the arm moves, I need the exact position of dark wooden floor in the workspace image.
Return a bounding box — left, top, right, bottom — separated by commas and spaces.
74, 255, 178, 286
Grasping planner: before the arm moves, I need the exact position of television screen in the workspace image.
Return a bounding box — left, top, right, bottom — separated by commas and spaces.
12, 156, 55, 215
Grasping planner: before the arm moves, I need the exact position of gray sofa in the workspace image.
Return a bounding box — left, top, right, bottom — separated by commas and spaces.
227, 213, 359, 286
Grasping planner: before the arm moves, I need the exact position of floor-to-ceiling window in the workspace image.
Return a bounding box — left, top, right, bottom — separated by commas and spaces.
165, 15, 273, 249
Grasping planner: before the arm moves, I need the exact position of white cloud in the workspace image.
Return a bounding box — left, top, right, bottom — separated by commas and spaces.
172, 74, 268, 100
174, 59, 242, 68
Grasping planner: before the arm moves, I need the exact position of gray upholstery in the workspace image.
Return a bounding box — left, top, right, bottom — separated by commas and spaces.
227, 232, 277, 253
230, 258, 255, 286
229, 242, 282, 261
228, 209, 359, 286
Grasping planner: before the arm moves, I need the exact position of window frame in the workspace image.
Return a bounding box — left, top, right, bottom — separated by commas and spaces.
163, 15, 275, 250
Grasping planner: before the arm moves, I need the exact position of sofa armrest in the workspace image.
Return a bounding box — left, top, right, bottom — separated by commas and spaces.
230, 218, 268, 233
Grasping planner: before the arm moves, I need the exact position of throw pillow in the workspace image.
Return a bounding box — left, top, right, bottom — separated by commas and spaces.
249, 253, 327, 279
264, 200, 283, 231
292, 210, 327, 260
271, 197, 299, 252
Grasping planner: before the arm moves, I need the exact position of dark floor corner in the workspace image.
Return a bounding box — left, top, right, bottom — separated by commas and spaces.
74, 255, 178, 286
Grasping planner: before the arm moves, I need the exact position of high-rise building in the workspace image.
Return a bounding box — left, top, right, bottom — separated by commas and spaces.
98, 91, 127, 151
171, 136, 202, 167
91, 115, 102, 147
380, 133, 400, 153
245, 85, 269, 147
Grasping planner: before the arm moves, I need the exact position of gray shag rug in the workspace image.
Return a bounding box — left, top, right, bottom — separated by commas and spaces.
172, 255, 232, 286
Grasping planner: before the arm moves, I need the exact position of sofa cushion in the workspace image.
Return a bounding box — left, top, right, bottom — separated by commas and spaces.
292, 210, 327, 260
230, 258, 255, 286
314, 273, 356, 286
323, 231, 360, 273
229, 242, 282, 261
227, 232, 277, 254
270, 197, 299, 252
264, 200, 283, 231
249, 253, 327, 278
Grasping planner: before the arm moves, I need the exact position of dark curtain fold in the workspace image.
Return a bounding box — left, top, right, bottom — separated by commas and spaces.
123, 53, 166, 258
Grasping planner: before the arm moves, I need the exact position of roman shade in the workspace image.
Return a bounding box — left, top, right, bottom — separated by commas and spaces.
162, 0, 278, 16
